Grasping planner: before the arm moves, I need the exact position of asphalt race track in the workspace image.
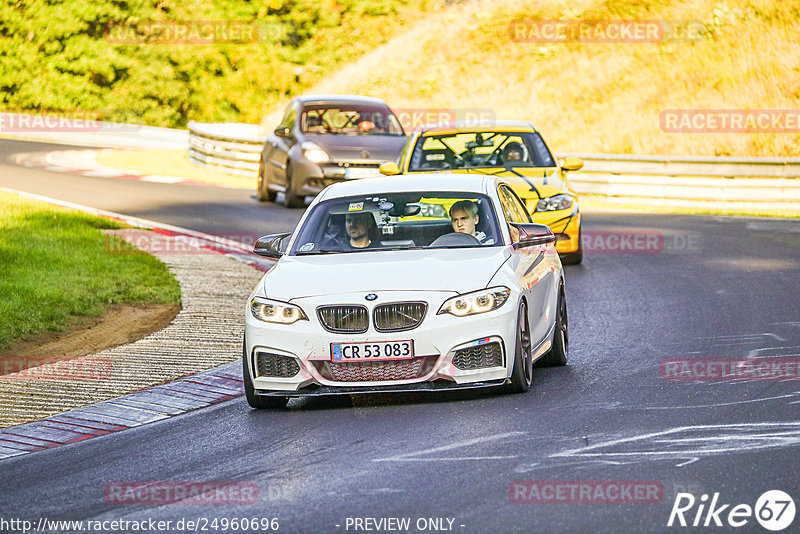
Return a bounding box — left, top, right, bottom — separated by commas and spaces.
1, 140, 799, 533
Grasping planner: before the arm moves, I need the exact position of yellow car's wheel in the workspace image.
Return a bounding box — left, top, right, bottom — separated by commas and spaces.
560, 228, 583, 265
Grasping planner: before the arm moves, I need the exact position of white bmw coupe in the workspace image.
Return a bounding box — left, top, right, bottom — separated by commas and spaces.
243, 173, 568, 408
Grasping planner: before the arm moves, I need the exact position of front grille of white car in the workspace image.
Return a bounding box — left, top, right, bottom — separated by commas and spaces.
312, 356, 438, 382
317, 305, 369, 333
452, 342, 503, 370
255, 352, 300, 378
373, 302, 427, 332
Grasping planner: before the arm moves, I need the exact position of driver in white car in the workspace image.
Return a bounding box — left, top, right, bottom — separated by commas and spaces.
449, 200, 494, 245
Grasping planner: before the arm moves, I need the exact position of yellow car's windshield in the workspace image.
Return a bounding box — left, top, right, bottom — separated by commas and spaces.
408, 131, 557, 171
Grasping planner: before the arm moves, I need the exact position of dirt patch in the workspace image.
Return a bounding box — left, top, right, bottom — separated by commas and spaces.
0, 303, 180, 376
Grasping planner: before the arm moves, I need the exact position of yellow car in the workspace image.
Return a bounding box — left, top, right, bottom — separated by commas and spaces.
379, 121, 584, 264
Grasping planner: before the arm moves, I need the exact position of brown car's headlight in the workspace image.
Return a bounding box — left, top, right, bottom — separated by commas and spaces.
302, 141, 329, 163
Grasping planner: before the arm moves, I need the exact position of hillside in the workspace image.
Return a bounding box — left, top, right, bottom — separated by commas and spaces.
295, 0, 800, 157
0, 0, 435, 128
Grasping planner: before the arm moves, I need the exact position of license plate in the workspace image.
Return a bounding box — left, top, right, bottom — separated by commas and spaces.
345, 167, 379, 179
331, 340, 414, 362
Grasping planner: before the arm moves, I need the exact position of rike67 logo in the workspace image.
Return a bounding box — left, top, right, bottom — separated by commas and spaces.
668, 490, 796, 531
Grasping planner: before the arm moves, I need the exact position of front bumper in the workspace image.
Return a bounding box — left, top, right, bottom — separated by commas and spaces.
299, 161, 383, 195
254, 378, 511, 397
244, 291, 519, 394
531, 207, 581, 254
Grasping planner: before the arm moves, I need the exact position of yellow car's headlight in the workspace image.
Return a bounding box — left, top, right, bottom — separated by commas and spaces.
537, 194, 573, 212
437, 287, 511, 317
250, 297, 308, 324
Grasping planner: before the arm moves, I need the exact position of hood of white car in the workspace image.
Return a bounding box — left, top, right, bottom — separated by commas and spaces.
260, 247, 511, 301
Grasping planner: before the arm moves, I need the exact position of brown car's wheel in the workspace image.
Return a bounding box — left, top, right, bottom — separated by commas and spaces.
283, 164, 305, 208
257, 159, 277, 202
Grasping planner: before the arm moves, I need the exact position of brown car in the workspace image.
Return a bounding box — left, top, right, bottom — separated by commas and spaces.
258, 95, 407, 207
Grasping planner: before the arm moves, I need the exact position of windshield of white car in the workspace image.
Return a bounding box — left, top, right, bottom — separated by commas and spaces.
408, 131, 556, 171
290, 192, 502, 255
301, 105, 404, 136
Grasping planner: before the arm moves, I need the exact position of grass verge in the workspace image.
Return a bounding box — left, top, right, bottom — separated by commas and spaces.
0, 191, 181, 351
94, 149, 255, 190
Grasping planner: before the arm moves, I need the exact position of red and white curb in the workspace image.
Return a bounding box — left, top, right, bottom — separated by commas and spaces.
14, 149, 230, 188
0, 187, 276, 459
0, 362, 243, 459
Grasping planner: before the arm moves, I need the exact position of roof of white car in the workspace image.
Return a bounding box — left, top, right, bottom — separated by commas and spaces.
317, 173, 500, 201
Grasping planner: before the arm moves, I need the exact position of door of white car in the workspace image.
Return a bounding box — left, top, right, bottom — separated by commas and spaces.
498, 185, 555, 348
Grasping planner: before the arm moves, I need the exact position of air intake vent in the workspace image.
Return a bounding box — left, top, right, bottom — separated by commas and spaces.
255, 352, 300, 378
452, 342, 503, 370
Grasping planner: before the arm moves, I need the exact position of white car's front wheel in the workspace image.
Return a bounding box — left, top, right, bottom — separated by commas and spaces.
537, 283, 568, 367
507, 302, 533, 393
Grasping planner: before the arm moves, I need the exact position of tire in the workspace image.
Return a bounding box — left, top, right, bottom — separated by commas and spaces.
257, 159, 277, 202
506, 302, 533, 393
536, 283, 568, 367
242, 339, 289, 409
560, 228, 583, 265
283, 164, 305, 208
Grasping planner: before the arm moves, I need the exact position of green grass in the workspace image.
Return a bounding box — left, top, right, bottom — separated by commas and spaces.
0, 192, 181, 351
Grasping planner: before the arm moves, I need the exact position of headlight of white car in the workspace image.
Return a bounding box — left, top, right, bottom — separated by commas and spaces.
250, 297, 308, 324
302, 141, 330, 163
536, 194, 573, 212
437, 287, 511, 317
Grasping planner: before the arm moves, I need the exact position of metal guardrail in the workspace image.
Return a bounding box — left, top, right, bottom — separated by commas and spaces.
187, 121, 266, 177
558, 153, 800, 209
186, 123, 800, 210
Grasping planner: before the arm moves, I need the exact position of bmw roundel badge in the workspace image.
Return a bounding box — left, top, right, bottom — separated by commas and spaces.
365, 293, 378, 301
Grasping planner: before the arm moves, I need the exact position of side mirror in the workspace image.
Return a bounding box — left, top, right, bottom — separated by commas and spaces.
379, 161, 401, 176
254, 232, 291, 258
273, 126, 291, 138
510, 223, 555, 249
561, 156, 583, 172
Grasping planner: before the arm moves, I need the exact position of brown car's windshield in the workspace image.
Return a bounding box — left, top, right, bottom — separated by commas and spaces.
409, 131, 556, 171
301, 105, 404, 136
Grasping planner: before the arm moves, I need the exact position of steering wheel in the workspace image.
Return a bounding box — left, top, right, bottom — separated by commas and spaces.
429, 232, 481, 247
